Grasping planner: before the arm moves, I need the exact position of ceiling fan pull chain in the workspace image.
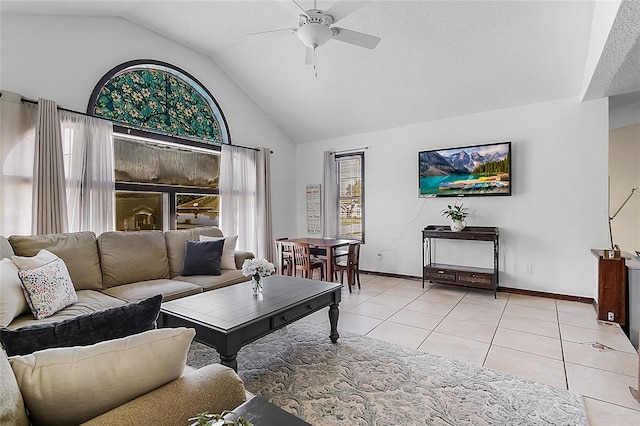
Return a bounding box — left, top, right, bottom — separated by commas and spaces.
314, 47, 318, 78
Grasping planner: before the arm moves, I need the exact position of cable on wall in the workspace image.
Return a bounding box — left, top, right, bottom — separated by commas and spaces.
377, 197, 427, 256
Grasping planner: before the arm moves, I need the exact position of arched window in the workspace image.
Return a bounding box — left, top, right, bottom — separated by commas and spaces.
87, 61, 227, 232
88, 60, 229, 145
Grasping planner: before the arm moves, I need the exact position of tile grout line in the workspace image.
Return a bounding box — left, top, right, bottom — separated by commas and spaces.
482, 292, 510, 367
556, 299, 570, 391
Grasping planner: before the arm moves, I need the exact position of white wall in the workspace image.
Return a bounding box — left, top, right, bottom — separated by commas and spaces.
0, 14, 298, 240
296, 97, 610, 298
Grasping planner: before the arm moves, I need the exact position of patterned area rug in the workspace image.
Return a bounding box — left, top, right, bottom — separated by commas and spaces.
187, 321, 588, 425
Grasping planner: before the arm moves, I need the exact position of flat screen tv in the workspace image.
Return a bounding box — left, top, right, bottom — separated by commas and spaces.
418, 141, 511, 197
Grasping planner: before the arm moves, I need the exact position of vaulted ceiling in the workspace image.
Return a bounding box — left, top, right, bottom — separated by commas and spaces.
2, 1, 639, 143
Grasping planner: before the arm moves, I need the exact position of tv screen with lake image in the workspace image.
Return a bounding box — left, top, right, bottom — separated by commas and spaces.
419, 141, 511, 197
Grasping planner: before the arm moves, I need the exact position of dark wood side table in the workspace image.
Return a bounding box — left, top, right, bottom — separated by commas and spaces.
591, 249, 628, 327
224, 397, 312, 425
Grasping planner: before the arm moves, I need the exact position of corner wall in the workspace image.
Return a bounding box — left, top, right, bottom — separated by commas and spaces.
296, 97, 609, 298
0, 14, 298, 239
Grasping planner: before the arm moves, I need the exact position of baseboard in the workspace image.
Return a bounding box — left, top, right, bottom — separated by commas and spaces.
361, 270, 594, 304
497, 286, 594, 304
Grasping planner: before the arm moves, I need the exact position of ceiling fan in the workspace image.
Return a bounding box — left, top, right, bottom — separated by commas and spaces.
248, 0, 381, 76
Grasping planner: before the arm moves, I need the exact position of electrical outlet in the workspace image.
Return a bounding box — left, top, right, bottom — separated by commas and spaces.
607, 312, 615, 321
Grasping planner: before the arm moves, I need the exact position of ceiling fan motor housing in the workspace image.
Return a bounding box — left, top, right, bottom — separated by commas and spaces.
297, 9, 336, 49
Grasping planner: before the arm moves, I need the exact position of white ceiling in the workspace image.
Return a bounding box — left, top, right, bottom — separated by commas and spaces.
2, 1, 638, 144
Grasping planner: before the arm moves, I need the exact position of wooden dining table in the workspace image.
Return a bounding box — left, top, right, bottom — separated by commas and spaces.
277, 237, 353, 282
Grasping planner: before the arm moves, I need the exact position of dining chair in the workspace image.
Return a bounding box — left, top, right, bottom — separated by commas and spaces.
333, 242, 361, 292
291, 242, 325, 280
275, 238, 294, 276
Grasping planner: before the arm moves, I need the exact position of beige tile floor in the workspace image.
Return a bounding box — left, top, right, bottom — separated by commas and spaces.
302, 273, 640, 425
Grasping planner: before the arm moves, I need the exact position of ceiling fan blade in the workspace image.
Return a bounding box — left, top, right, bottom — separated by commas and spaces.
332, 27, 381, 49
247, 28, 295, 37
279, 0, 308, 17
325, 1, 369, 23
304, 47, 314, 65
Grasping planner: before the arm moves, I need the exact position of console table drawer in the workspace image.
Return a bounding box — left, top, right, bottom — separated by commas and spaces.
424, 267, 457, 282
457, 271, 493, 288
272, 293, 334, 328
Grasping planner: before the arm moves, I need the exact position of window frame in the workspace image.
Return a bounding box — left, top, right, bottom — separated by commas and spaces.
335, 151, 365, 243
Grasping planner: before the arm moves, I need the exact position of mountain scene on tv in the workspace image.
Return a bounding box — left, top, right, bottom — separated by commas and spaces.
419, 143, 510, 196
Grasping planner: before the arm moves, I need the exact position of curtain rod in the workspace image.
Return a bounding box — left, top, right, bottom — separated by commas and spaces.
13, 94, 271, 154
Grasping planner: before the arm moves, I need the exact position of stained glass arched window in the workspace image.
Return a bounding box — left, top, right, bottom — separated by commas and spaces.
88, 60, 229, 144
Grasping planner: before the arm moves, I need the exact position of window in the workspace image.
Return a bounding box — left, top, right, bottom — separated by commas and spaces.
112, 134, 220, 231
336, 152, 364, 241
88, 60, 228, 231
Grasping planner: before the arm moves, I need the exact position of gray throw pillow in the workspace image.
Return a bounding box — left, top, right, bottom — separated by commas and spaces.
182, 239, 224, 276
0, 295, 162, 356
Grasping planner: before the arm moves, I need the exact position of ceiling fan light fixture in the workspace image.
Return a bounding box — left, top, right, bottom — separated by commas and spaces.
296, 23, 333, 49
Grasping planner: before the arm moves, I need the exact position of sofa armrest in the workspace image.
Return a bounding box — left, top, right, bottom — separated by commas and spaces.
234, 251, 255, 269
81, 364, 247, 426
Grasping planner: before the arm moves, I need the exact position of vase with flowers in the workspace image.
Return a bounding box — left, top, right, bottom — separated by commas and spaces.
241, 258, 275, 295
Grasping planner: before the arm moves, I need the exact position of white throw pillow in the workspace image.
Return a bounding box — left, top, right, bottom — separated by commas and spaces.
11, 249, 59, 270
9, 327, 196, 425
16, 257, 77, 320
0, 259, 29, 327
199, 235, 238, 270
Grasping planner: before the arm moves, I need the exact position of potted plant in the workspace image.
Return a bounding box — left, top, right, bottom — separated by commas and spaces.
189, 411, 253, 426
441, 203, 469, 232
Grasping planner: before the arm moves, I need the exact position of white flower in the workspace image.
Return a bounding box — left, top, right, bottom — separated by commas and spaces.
241, 258, 275, 278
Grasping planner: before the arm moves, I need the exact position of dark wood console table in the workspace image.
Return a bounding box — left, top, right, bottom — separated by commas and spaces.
422, 226, 499, 298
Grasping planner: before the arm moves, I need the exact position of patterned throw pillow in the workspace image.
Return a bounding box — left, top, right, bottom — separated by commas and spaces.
17, 258, 78, 320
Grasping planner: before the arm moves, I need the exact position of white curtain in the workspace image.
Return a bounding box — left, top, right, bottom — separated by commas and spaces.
33, 98, 68, 234
256, 147, 273, 262
221, 145, 258, 254
0, 92, 37, 236
60, 110, 115, 235
220, 145, 273, 259
322, 151, 338, 238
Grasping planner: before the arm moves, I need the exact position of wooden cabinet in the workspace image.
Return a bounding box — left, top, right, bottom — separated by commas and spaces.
422, 226, 499, 298
591, 249, 628, 326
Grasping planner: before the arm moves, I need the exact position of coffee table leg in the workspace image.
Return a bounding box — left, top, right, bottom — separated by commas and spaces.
329, 303, 339, 343
220, 353, 238, 372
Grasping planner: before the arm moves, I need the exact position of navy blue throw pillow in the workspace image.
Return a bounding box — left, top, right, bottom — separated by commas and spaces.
0, 294, 162, 357
182, 239, 224, 276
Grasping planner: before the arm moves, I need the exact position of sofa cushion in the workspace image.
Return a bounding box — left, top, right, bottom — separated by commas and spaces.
9, 327, 195, 426
0, 295, 162, 356
174, 270, 249, 291
183, 239, 224, 276
7, 290, 126, 330
102, 279, 201, 302
9, 231, 102, 290
0, 235, 15, 259
200, 235, 238, 270
164, 226, 224, 278
0, 349, 29, 426
0, 259, 28, 327
17, 257, 78, 320
82, 364, 247, 426
98, 231, 170, 288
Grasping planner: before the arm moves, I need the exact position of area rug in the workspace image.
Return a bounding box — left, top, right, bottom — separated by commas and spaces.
187, 321, 588, 425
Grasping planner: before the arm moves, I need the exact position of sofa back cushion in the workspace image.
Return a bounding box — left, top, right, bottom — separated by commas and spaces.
0, 349, 29, 426
164, 227, 224, 278
98, 231, 170, 288
0, 235, 15, 259
8, 232, 102, 290
9, 327, 195, 425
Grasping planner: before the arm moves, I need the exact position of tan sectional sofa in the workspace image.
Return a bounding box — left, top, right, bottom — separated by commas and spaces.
2, 226, 253, 329
0, 226, 255, 425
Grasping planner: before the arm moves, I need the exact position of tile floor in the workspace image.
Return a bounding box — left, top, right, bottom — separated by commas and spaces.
301, 273, 640, 425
